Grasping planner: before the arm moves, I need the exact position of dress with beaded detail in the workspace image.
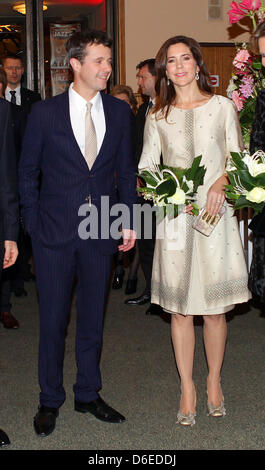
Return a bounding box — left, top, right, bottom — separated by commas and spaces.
138, 95, 251, 316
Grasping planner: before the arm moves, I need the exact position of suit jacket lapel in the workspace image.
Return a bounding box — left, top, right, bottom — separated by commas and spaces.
92, 92, 110, 168
59, 91, 90, 170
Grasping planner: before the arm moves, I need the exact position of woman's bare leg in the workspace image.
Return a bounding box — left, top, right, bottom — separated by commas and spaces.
171, 313, 196, 413
203, 314, 227, 405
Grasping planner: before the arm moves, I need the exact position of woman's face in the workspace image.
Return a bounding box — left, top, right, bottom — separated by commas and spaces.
166, 42, 199, 88
258, 36, 265, 67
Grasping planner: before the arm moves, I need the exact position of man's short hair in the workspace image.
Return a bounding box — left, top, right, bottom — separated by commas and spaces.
66, 29, 112, 68
2, 54, 23, 66
136, 58, 156, 76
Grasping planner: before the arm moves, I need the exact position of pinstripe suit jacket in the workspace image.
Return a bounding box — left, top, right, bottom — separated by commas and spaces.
18, 90, 137, 254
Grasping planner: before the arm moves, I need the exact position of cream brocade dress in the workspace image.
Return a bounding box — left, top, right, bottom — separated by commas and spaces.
138, 95, 251, 316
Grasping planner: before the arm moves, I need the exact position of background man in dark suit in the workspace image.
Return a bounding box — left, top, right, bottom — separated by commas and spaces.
2, 54, 41, 113
19, 29, 136, 438
0, 98, 19, 446
125, 58, 162, 316
2, 54, 41, 303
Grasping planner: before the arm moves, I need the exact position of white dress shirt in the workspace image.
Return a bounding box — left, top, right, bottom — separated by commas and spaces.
5, 85, 21, 105
69, 83, 106, 157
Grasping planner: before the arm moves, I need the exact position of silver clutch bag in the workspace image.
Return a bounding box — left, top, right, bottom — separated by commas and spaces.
192, 206, 226, 237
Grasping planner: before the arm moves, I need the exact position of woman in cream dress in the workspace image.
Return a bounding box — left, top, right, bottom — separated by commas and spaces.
138, 36, 251, 426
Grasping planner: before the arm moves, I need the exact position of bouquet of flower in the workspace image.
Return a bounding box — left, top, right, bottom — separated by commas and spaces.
225, 149, 265, 214
227, 1, 265, 147
137, 155, 206, 222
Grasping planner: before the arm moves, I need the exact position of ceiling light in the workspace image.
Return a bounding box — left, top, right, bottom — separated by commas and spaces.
13, 2, 48, 15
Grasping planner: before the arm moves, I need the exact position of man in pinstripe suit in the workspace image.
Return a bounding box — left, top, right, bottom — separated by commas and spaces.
19, 30, 137, 437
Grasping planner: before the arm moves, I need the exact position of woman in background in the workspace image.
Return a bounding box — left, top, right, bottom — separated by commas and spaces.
111, 85, 140, 295
139, 36, 251, 426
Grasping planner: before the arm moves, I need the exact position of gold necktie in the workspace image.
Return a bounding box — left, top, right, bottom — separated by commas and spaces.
85, 102, 97, 169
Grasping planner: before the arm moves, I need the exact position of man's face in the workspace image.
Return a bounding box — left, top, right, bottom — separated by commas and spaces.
70, 43, 112, 96
136, 65, 155, 98
3, 58, 24, 88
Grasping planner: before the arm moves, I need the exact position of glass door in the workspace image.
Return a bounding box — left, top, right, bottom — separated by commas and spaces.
0, 0, 121, 98
0, 0, 28, 86
37, 0, 112, 98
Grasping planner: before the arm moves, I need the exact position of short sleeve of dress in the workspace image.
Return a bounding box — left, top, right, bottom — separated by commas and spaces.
138, 114, 161, 172
225, 99, 244, 169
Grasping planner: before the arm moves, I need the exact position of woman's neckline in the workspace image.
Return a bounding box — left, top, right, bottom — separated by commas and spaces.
173, 94, 215, 111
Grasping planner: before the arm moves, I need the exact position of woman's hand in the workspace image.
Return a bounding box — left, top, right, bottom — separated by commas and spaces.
206, 174, 228, 216
184, 204, 194, 215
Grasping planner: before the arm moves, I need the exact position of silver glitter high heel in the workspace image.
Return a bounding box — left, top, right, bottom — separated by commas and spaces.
207, 380, 226, 418
207, 400, 226, 418
177, 409, 196, 427
177, 385, 196, 427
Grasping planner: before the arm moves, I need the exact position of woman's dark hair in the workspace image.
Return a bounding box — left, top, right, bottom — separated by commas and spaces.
154, 35, 212, 119
111, 84, 138, 115
251, 20, 265, 54
0, 67, 7, 95
66, 29, 112, 71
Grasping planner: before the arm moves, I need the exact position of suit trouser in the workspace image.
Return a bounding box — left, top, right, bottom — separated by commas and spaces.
137, 198, 156, 295
32, 237, 112, 409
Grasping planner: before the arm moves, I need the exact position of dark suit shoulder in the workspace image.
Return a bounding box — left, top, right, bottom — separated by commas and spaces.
102, 92, 131, 112
21, 87, 41, 101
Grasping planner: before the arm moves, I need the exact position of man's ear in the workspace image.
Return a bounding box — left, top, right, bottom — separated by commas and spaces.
69, 58, 81, 73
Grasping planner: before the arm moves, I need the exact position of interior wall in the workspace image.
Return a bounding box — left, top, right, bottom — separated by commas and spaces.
124, 0, 251, 91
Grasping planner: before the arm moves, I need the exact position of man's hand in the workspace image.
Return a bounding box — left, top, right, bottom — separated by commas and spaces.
137, 176, 145, 197
118, 229, 137, 252
3, 240, 18, 269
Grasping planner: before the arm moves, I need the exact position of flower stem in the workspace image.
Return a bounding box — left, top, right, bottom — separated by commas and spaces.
249, 12, 257, 31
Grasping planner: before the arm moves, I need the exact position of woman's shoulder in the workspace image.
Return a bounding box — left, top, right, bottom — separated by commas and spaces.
212, 94, 234, 107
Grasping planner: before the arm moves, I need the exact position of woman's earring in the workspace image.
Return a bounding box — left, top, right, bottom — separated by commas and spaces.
195, 71, 199, 81
167, 79, 170, 86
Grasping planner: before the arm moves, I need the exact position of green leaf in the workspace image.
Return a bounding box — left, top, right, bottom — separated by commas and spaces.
185, 155, 203, 180
252, 61, 262, 70
156, 178, 176, 196
253, 173, 265, 186
191, 203, 199, 216
166, 204, 176, 220
155, 206, 166, 224
138, 171, 158, 187
229, 152, 247, 170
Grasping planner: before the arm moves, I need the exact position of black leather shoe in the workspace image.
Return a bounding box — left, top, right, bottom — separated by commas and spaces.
145, 304, 164, 316
0, 429, 10, 447
125, 278, 137, 295
125, 293, 150, 306
34, 405, 59, 437
75, 396, 125, 423
112, 270, 125, 289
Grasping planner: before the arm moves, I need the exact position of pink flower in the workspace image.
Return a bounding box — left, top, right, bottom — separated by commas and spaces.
232, 90, 245, 111
228, 1, 246, 23
239, 0, 261, 12
239, 82, 254, 98
228, 0, 261, 23
233, 49, 251, 69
